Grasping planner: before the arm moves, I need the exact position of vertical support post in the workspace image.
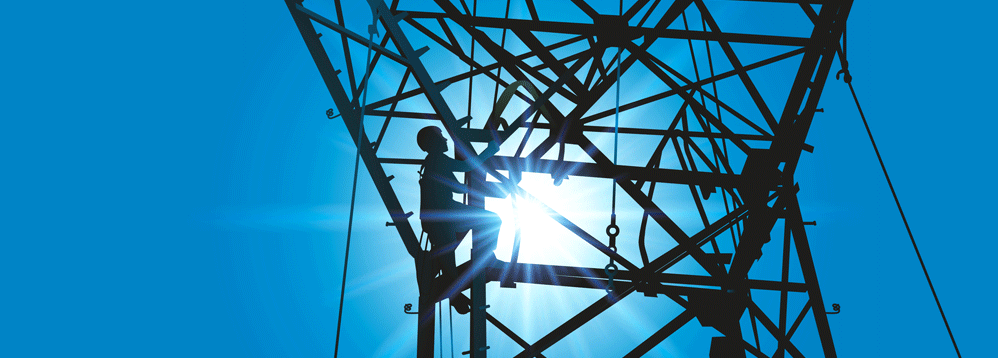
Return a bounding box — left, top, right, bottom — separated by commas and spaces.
284, 2, 431, 356
468, 170, 488, 358
711, 320, 746, 358
416, 252, 436, 358
282, 0, 423, 259
418, 288, 436, 358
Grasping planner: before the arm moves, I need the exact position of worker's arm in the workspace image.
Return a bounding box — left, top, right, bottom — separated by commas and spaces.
445, 141, 499, 173
469, 141, 510, 198
441, 141, 512, 199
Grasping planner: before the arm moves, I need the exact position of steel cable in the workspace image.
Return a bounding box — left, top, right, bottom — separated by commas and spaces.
842, 73, 962, 358
334, 8, 378, 358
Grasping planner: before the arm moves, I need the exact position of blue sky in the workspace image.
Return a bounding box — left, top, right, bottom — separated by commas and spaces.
2, 1, 996, 357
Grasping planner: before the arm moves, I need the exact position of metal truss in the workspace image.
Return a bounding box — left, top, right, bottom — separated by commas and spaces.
286, 0, 852, 356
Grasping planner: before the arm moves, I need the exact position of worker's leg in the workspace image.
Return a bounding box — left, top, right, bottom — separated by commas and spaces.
428, 227, 461, 279
438, 243, 457, 281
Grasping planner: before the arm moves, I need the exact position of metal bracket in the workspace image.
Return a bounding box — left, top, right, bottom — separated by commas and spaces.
386, 211, 414, 226
326, 108, 341, 120
462, 346, 490, 355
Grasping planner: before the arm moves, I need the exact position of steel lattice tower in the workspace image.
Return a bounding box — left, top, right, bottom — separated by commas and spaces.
286, 0, 851, 356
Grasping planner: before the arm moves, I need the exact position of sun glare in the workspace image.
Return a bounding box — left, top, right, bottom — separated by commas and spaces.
488, 172, 611, 268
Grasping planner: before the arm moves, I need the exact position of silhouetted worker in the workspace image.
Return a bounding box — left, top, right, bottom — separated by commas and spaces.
417, 126, 502, 309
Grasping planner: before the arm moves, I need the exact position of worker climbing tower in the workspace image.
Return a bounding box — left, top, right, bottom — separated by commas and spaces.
286, 0, 852, 356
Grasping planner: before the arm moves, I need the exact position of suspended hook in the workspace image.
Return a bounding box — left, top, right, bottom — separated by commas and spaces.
403, 303, 419, 315
605, 221, 619, 293
364, 0, 381, 35
604, 262, 618, 293
326, 108, 340, 120
835, 60, 852, 84
825, 303, 841, 315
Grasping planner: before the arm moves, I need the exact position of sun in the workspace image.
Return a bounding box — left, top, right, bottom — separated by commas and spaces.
487, 172, 610, 268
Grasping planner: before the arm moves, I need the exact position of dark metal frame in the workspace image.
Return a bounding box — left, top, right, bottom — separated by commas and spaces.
286, 0, 852, 356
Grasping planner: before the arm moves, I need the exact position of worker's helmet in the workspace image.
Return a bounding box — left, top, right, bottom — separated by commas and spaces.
417, 126, 444, 152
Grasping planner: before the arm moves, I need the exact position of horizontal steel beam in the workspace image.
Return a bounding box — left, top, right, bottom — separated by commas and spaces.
432, 260, 807, 303
487, 262, 809, 292
486, 156, 743, 187
406, 11, 811, 46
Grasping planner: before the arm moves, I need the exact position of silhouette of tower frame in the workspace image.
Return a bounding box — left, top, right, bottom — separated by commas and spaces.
286, 0, 851, 356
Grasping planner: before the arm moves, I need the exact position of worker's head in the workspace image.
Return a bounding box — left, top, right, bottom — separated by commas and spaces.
417, 126, 447, 153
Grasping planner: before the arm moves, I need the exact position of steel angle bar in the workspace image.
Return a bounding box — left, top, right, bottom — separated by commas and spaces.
575, 136, 726, 277
787, 195, 836, 355
366, 109, 440, 120
285, 0, 422, 259
406, 12, 811, 46
624, 310, 696, 358
694, 0, 779, 131
371, 69, 411, 153
635, 46, 776, 138
642, 189, 781, 276
512, 28, 588, 97
486, 262, 809, 292
371, 0, 476, 157
512, 286, 637, 358
728, 0, 828, 4
363, 34, 587, 110
623, 0, 654, 20
771, 2, 851, 178
460, 25, 575, 126
747, 301, 807, 358
485, 313, 547, 358
508, 0, 693, 162
294, 3, 406, 65
486, 156, 743, 187
786, 301, 813, 347
401, 16, 581, 103
574, 125, 773, 141
624, 43, 753, 153
778, 221, 792, 357
579, 47, 805, 128
512, 188, 641, 272
351, 34, 394, 99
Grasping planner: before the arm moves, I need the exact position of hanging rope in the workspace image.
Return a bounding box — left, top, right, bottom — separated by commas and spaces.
334, 8, 379, 358
604, 0, 623, 294
838, 59, 962, 358
490, 0, 512, 108
438, 301, 444, 358
452, 1, 477, 352
448, 305, 455, 358
698, 15, 737, 248
463, 0, 478, 209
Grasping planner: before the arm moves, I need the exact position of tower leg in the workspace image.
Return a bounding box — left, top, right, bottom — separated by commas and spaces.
788, 197, 837, 357
468, 171, 488, 358
417, 260, 436, 358
470, 270, 487, 357
416, 296, 436, 358
712, 316, 746, 358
